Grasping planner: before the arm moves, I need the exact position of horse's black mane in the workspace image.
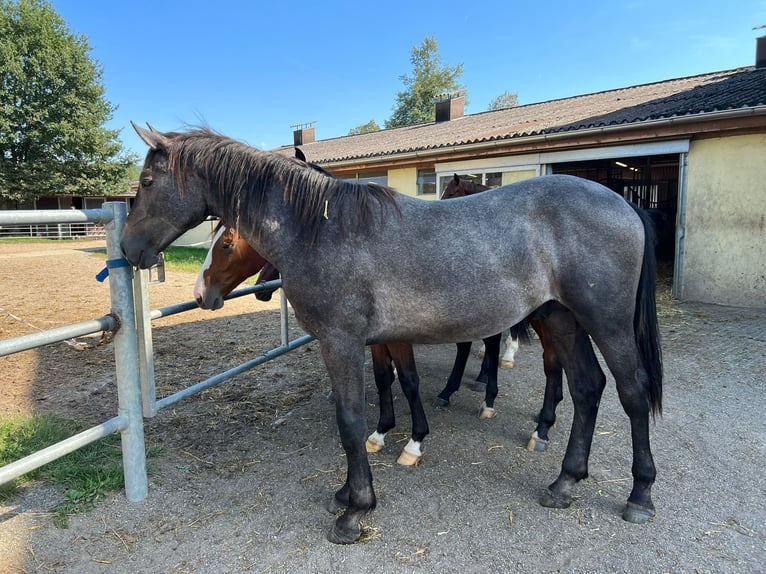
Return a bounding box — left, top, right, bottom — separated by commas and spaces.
165, 128, 399, 243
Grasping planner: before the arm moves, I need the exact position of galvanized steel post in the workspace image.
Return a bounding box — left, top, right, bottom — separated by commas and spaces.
103, 201, 148, 501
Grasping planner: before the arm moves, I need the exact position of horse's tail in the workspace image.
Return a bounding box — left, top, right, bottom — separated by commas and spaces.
631, 205, 664, 416
509, 318, 532, 344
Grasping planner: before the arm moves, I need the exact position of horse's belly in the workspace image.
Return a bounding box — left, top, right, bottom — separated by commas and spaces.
367, 294, 536, 345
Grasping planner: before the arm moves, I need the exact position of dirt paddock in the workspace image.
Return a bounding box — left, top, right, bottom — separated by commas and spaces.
1, 240, 764, 573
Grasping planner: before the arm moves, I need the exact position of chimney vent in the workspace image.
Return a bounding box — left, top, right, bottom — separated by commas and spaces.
757, 35, 766, 68
435, 92, 465, 122
291, 121, 316, 146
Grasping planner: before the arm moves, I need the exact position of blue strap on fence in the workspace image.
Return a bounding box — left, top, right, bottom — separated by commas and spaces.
96, 258, 131, 282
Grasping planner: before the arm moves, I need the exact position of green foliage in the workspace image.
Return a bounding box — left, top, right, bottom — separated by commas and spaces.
385, 36, 465, 129
348, 119, 381, 136
0, 0, 138, 203
488, 91, 519, 111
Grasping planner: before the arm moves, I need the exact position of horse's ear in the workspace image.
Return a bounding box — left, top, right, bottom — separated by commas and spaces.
294, 147, 307, 162
146, 122, 160, 133
132, 121, 168, 151
453, 173, 460, 184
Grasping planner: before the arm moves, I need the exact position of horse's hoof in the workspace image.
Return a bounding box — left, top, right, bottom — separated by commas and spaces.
327, 521, 361, 544
526, 431, 549, 452
433, 396, 450, 408
500, 359, 515, 368
365, 438, 384, 453
479, 404, 497, 419
622, 502, 655, 524
539, 488, 571, 509
467, 380, 487, 393
397, 450, 422, 466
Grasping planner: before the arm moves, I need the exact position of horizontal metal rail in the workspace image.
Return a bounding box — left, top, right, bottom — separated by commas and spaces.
148, 280, 282, 320
0, 416, 127, 486
0, 208, 114, 225
0, 314, 117, 357
155, 334, 315, 411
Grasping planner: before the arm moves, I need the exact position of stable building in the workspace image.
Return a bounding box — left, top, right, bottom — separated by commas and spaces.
278, 50, 766, 308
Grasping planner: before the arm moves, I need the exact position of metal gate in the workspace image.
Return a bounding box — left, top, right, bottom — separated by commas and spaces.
0, 203, 313, 500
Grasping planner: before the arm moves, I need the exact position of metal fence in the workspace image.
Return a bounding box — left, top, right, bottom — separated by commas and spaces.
0, 204, 313, 500
0, 221, 106, 240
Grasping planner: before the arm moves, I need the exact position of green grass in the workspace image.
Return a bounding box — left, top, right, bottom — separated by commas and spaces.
87, 244, 209, 273
0, 237, 60, 244
0, 415, 161, 527
161, 246, 208, 273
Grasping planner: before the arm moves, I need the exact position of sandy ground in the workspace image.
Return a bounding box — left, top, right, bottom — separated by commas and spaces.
0, 240, 765, 573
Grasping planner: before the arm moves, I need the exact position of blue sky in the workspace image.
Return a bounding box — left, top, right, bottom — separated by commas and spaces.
52, 0, 766, 160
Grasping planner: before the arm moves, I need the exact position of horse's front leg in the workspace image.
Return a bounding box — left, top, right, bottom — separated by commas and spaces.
366, 344, 396, 454
320, 337, 376, 544
390, 343, 428, 466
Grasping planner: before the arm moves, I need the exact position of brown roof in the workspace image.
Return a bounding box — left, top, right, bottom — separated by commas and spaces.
276, 67, 766, 165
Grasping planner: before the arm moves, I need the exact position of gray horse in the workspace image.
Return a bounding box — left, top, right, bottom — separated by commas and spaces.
121, 124, 662, 544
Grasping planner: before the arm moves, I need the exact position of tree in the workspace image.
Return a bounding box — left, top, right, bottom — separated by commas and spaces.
348, 119, 381, 136
0, 0, 136, 204
385, 37, 465, 128
488, 91, 519, 111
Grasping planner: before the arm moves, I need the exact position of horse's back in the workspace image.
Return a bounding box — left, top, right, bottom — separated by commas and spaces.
351, 175, 645, 342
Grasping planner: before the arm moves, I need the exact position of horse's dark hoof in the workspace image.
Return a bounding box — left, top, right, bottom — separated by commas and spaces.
467, 380, 487, 393
327, 520, 361, 544
433, 396, 450, 408
539, 488, 571, 509
622, 501, 655, 524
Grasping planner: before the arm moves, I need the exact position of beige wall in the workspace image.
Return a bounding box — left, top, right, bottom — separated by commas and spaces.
387, 167, 420, 197
682, 134, 766, 306
502, 169, 537, 185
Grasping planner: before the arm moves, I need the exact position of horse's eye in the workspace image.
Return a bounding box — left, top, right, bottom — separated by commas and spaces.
141, 177, 153, 188
221, 241, 233, 250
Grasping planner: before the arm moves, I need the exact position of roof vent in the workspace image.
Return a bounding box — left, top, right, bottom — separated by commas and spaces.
435, 92, 465, 122
292, 121, 316, 146
755, 26, 766, 68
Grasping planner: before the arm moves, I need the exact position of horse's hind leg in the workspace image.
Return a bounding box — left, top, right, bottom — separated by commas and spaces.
479, 333, 502, 419
391, 344, 428, 466
593, 335, 657, 523
434, 342, 472, 406
527, 318, 564, 452
366, 344, 396, 454
538, 309, 606, 511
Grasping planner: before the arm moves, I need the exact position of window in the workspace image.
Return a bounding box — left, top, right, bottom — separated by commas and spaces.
416, 169, 436, 195
438, 171, 502, 195
342, 173, 388, 186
